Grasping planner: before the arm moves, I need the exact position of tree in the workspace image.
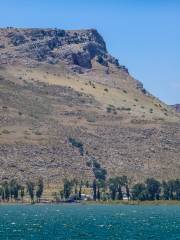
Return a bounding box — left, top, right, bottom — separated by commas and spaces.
59, 190, 64, 200
121, 175, 130, 200
126, 184, 130, 200
93, 168, 107, 181
108, 176, 128, 201
73, 178, 78, 195
20, 186, 25, 202
93, 160, 101, 169
85, 180, 89, 188
9, 179, 20, 201
167, 179, 176, 200
63, 179, 73, 199
0, 186, 3, 201
174, 179, 180, 200
87, 158, 107, 201
97, 182, 101, 201
108, 177, 118, 200
79, 180, 83, 199
93, 179, 97, 201
69, 138, 84, 155
145, 178, 161, 200
116, 177, 123, 200
26, 180, 35, 204
162, 181, 170, 200
72, 178, 79, 200
1, 181, 10, 202
36, 177, 44, 203
132, 183, 147, 201
96, 179, 105, 201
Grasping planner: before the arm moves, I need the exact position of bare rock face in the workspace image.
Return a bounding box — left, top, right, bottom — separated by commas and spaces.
171, 104, 180, 113
0, 28, 126, 72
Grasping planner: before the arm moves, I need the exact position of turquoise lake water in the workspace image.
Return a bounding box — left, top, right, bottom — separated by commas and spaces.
0, 204, 180, 239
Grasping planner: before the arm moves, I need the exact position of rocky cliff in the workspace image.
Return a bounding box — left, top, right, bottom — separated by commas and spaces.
0, 28, 128, 73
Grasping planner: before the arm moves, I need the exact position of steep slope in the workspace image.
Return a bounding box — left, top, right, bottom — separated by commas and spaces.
0, 28, 179, 189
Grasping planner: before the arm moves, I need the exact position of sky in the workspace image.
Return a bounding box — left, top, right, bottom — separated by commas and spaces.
0, 0, 179, 104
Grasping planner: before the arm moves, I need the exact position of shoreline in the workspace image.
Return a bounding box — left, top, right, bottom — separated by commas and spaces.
82, 200, 180, 205
0, 200, 180, 206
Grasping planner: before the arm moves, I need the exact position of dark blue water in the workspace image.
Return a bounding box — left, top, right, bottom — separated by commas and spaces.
0, 204, 180, 240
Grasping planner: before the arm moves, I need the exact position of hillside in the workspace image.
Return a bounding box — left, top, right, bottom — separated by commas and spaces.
0, 28, 179, 190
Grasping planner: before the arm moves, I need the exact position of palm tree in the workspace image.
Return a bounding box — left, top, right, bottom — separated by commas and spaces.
116, 177, 123, 200
108, 177, 118, 200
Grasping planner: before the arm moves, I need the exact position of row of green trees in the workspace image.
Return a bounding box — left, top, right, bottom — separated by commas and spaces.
132, 178, 180, 201
1, 158, 180, 203
59, 159, 130, 201
0, 178, 44, 203
60, 176, 128, 202
60, 176, 180, 202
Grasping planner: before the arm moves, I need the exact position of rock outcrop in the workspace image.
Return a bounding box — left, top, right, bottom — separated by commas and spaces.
171, 104, 180, 113
0, 28, 127, 73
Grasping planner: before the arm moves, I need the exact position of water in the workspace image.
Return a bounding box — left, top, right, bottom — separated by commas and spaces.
0, 204, 180, 240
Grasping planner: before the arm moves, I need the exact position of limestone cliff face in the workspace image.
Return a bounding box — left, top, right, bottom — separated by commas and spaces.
0, 28, 128, 73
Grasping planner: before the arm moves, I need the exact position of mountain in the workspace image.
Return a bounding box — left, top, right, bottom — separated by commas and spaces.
0, 28, 179, 190
171, 104, 180, 113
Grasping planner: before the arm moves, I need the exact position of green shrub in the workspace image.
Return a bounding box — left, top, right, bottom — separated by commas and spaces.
106, 105, 116, 114
117, 107, 131, 111
69, 137, 84, 155
106, 107, 112, 113
149, 108, 153, 113
34, 131, 42, 135
2, 129, 10, 134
